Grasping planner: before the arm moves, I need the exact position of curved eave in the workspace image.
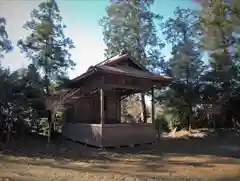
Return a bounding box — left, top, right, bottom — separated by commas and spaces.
151, 75, 172, 82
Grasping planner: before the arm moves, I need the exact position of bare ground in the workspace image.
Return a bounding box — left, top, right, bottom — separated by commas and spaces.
0, 129, 240, 181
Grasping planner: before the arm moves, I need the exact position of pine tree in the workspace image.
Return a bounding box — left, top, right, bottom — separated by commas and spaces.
18, 0, 75, 143
161, 7, 204, 131
100, 0, 164, 123
0, 17, 12, 143
0, 17, 12, 58
200, 0, 236, 127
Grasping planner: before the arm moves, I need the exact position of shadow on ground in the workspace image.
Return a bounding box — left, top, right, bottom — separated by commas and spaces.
0, 130, 239, 180
1, 130, 240, 159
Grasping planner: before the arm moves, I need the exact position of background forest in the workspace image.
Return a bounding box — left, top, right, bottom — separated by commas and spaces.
1, 0, 240, 145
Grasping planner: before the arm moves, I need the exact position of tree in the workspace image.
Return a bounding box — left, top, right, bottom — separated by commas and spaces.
19, 65, 46, 133
0, 17, 12, 143
18, 0, 75, 143
0, 17, 12, 58
0, 67, 32, 144
161, 7, 204, 131
121, 94, 150, 123
199, 0, 238, 128
100, 0, 164, 123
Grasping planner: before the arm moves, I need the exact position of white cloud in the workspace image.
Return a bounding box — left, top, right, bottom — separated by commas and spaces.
0, 0, 106, 79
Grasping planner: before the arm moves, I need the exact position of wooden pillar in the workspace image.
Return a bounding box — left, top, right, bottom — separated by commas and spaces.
100, 88, 104, 148
100, 88, 105, 126
151, 85, 155, 128
117, 94, 121, 123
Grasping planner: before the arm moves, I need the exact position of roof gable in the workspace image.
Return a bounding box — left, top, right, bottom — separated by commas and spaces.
69, 52, 171, 87
95, 52, 148, 71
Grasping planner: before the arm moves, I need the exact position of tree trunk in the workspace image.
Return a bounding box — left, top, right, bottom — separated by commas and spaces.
157, 123, 160, 141
212, 118, 216, 130
6, 120, 12, 146
47, 109, 54, 144
188, 104, 192, 133
121, 98, 128, 120
188, 116, 192, 132
141, 93, 147, 123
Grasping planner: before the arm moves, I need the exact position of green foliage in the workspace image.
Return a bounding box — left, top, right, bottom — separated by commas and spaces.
0, 17, 12, 58
198, 0, 240, 128
100, 1, 240, 131
0, 64, 46, 144
100, 0, 164, 123
2, 0, 240, 146
160, 7, 205, 131
16, 0, 75, 143
17, 0, 75, 86
100, 0, 164, 71
155, 114, 170, 132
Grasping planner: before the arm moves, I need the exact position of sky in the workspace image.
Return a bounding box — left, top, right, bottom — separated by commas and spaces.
0, 0, 199, 79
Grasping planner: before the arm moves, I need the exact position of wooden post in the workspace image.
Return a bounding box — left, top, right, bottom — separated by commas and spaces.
100, 88, 105, 126
151, 84, 159, 140
100, 88, 104, 148
151, 85, 155, 128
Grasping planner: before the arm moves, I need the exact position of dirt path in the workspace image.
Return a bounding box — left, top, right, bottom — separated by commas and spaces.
0, 131, 240, 181
0, 151, 240, 181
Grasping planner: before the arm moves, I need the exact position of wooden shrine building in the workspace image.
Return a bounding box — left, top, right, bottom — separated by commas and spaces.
62, 51, 171, 148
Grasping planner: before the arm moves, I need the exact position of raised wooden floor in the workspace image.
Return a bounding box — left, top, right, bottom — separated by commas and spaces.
62, 123, 156, 148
